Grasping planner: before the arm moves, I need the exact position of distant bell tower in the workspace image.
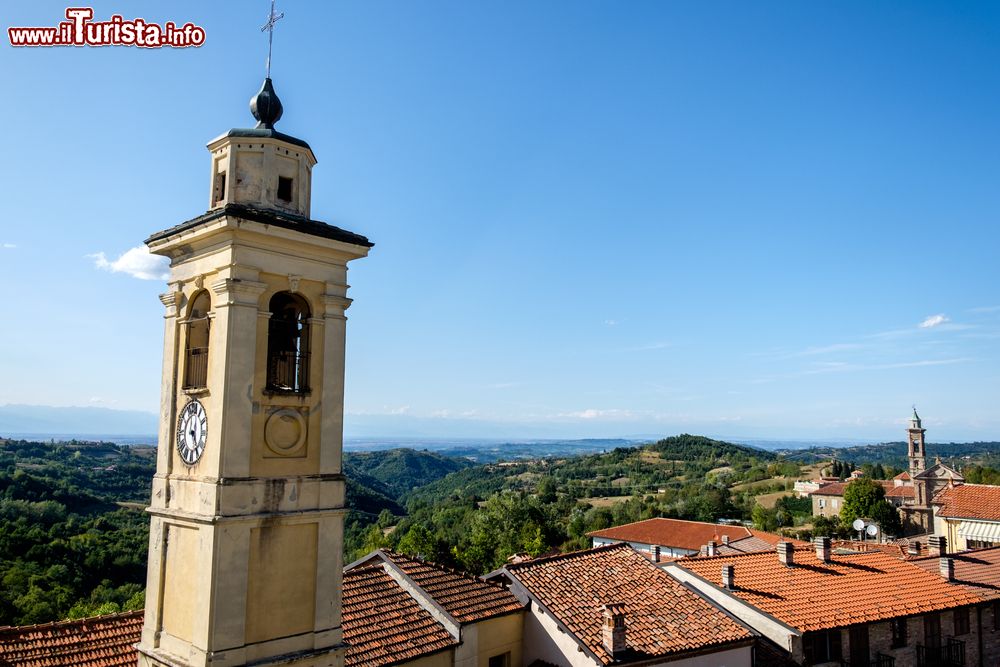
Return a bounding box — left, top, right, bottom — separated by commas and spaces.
136, 76, 372, 667
907, 407, 927, 476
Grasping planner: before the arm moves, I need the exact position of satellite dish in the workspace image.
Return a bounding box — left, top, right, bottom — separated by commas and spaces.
866, 524, 879, 537
852, 518, 865, 531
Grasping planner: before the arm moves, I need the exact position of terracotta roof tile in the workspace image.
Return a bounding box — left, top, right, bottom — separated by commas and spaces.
678, 545, 983, 632
811, 481, 849, 496
342, 564, 457, 667
885, 485, 915, 499
894, 472, 911, 481
933, 484, 1000, 521
0, 611, 142, 667
909, 546, 1000, 601
831, 540, 911, 559
714, 535, 780, 556
588, 518, 753, 552
507, 544, 752, 664
374, 552, 523, 624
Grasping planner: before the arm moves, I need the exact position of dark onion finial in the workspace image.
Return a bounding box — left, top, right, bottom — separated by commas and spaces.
250, 78, 283, 129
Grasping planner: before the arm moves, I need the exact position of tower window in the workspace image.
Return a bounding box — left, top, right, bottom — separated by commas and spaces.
266, 292, 310, 393
277, 176, 293, 203
183, 291, 211, 390
213, 171, 227, 207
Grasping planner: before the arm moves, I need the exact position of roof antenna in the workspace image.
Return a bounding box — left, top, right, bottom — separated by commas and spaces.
261, 0, 285, 79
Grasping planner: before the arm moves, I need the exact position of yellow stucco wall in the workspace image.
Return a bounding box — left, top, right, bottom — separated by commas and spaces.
161, 523, 200, 644
474, 614, 523, 667
245, 522, 319, 643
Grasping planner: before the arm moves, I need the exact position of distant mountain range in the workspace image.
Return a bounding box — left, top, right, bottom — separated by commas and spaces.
0, 404, 158, 440
3, 404, 996, 463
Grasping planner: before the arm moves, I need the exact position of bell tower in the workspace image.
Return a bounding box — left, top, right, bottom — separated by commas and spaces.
907, 407, 927, 476
137, 78, 372, 667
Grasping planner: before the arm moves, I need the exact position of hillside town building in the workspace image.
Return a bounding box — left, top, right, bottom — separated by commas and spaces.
807, 410, 965, 536
666, 538, 988, 667
587, 517, 793, 559
933, 485, 1000, 551
344, 550, 525, 667
494, 543, 755, 667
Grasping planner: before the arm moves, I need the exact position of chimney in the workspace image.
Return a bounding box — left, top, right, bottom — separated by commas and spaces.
601, 603, 627, 658
815, 536, 832, 563
907, 542, 921, 557
722, 535, 730, 545
721, 564, 735, 589
777, 541, 794, 567
940, 557, 955, 581
706, 540, 718, 557
929, 536, 948, 557
652, 545, 661, 563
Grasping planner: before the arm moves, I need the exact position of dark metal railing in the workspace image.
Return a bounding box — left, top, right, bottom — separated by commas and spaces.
267, 350, 309, 393
917, 637, 965, 667
183, 347, 208, 389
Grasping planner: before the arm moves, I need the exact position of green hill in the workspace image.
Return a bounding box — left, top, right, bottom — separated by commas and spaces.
344, 448, 473, 500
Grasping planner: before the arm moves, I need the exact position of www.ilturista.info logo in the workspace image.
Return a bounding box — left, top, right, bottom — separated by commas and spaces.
8, 7, 205, 48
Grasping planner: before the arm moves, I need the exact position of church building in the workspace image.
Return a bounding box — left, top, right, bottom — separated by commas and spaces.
136, 74, 372, 667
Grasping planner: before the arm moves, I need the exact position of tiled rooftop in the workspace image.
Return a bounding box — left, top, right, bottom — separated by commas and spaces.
712, 535, 778, 556
342, 564, 457, 667
378, 551, 523, 624
706, 530, 806, 557
885, 485, 915, 499
677, 545, 983, 632
811, 481, 849, 496
507, 543, 752, 664
910, 546, 1000, 601
831, 539, 915, 559
587, 517, 753, 551
0, 610, 142, 667
933, 484, 1000, 521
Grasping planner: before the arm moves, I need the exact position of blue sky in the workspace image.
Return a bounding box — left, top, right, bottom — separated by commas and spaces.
1, 1, 998, 441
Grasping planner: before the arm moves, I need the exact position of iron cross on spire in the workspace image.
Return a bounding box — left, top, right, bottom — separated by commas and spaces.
261, 0, 285, 79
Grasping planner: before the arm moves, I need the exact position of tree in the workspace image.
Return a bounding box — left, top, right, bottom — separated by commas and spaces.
840, 478, 902, 537
396, 524, 440, 561
810, 514, 844, 539
752, 504, 778, 532
536, 476, 558, 504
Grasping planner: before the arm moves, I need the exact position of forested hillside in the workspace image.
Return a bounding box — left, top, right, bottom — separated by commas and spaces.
344, 448, 472, 499
6, 433, 996, 626
0, 439, 153, 624
0, 439, 467, 625
347, 435, 787, 573
785, 440, 1000, 469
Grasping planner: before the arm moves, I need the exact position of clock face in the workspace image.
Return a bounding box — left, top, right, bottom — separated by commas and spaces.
176, 399, 207, 465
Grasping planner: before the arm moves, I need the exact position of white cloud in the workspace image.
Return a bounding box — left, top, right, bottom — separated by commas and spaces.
603, 319, 618, 327
1, 243, 15, 249
919, 314, 949, 329
559, 408, 635, 420
429, 408, 481, 419
88, 396, 119, 407
89, 245, 169, 281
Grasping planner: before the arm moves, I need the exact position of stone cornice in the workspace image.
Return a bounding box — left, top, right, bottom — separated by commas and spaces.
211, 278, 267, 306
159, 283, 184, 318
